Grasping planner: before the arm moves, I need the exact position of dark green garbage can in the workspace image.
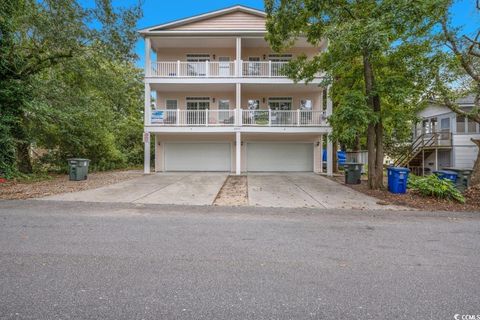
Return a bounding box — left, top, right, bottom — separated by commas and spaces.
344, 162, 363, 184
442, 167, 473, 192
67, 158, 90, 181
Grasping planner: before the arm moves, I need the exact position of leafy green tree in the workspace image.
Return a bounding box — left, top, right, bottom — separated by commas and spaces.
430, 1, 480, 186
265, 0, 447, 189
0, 0, 141, 176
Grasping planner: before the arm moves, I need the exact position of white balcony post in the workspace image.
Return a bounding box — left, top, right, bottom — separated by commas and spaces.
268, 109, 272, 126
297, 109, 300, 126
144, 132, 150, 174
319, 135, 324, 174
236, 37, 242, 77
144, 83, 151, 126
176, 108, 180, 126
177, 60, 180, 77
235, 83, 241, 126
326, 85, 333, 117
145, 37, 151, 77
205, 108, 209, 126
269, 60, 272, 77
205, 60, 209, 77
236, 131, 241, 175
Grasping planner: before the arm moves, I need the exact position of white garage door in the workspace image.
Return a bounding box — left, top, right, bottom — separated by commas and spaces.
247, 142, 313, 172
164, 143, 231, 171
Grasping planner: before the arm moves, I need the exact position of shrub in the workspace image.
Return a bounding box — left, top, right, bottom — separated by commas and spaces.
408, 174, 465, 203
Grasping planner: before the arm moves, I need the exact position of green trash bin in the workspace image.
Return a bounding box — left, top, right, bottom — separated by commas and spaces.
67, 158, 90, 181
442, 167, 473, 192
344, 162, 363, 184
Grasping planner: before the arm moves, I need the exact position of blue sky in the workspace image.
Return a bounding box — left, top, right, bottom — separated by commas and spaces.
131, 0, 478, 67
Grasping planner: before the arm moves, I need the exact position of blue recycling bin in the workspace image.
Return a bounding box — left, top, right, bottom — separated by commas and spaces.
433, 170, 458, 184
387, 167, 410, 194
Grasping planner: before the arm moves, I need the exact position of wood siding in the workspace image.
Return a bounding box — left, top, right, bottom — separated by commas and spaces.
169, 11, 266, 31
453, 133, 480, 169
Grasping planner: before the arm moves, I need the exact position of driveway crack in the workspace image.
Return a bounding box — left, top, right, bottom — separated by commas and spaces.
131, 175, 190, 203
285, 176, 327, 209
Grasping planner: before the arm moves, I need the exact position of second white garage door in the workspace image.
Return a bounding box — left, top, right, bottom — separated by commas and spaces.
247, 142, 313, 172
164, 143, 231, 171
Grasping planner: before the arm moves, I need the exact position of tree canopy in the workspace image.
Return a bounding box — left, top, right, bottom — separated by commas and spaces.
265, 0, 449, 189
0, 0, 143, 177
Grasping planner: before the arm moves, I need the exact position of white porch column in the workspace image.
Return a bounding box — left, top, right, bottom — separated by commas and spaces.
435, 148, 438, 171
236, 131, 241, 175
144, 83, 151, 174
325, 85, 333, 176
236, 37, 242, 77
144, 83, 151, 125
235, 83, 241, 125
144, 132, 150, 174
145, 37, 151, 77
325, 85, 333, 117
319, 135, 324, 173
154, 134, 159, 172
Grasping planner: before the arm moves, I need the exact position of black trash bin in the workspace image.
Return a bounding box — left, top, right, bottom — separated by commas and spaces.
67, 158, 90, 181
344, 162, 363, 184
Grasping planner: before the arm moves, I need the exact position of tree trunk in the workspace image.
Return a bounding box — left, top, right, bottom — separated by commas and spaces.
363, 52, 383, 190
367, 124, 376, 189
16, 141, 32, 173
373, 90, 384, 188
333, 140, 338, 173
470, 138, 480, 187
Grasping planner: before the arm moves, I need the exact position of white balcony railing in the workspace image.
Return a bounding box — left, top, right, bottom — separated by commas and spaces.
241, 110, 326, 126
150, 109, 327, 127
241, 61, 289, 77
151, 109, 236, 126
151, 61, 236, 77
150, 60, 293, 78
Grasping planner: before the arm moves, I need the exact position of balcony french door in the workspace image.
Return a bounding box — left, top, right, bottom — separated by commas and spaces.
186, 54, 210, 77
269, 97, 292, 125
186, 97, 210, 125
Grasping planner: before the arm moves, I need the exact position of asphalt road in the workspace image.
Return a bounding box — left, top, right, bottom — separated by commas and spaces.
0, 200, 479, 320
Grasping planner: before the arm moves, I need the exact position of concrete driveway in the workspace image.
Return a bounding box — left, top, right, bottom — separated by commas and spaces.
42, 172, 402, 210
42, 173, 227, 206
248, 173, 402, 210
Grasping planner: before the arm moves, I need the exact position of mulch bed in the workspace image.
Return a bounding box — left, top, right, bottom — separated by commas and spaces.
0, 170, 143, 200
331, 175, 480, 212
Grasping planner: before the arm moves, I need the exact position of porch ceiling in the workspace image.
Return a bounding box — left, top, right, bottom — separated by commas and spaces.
151, 37, 236, 49
242, 83, 323, 93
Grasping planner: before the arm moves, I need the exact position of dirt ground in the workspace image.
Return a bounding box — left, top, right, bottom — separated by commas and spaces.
0, 170, 143, 200
331, 175, 480, 212
213, 175, 248, 206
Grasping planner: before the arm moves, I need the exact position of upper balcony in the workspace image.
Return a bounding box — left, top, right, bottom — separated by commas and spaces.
150, 60, 305, 78
144, 36, 326, 83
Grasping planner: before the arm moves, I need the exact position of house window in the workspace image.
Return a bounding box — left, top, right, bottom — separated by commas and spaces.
440, 118, 450, 131
456, 115, 465, 133
186, 54, 210, 76
218, 100, 230, 121
300, 99, 312, 110
467, 117, 477, 133
268, 97, 292, 110
166, 99, 177, 110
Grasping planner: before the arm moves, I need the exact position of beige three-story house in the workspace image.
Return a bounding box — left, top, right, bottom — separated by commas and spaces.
139, 5, 334, 175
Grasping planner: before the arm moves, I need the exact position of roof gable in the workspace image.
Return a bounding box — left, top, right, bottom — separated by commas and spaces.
139, 5, 266, 34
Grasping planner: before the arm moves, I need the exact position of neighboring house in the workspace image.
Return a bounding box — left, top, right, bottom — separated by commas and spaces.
138, 5, 334, 175
396, 95, 480, 174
